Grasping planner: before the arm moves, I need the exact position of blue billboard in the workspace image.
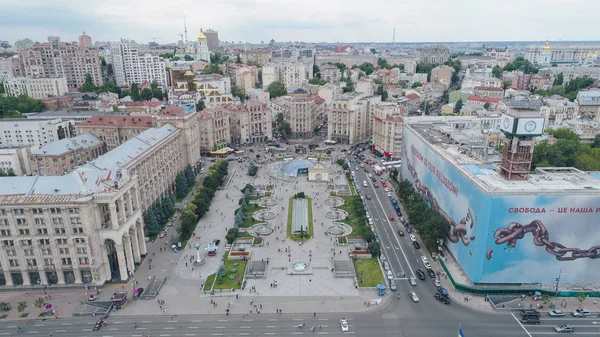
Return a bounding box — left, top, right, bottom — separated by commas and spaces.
401, 126, 600, 284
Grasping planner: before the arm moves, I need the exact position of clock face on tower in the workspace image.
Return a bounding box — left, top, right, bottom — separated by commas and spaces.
503, 118, 510, 129
524, 121, 537, 132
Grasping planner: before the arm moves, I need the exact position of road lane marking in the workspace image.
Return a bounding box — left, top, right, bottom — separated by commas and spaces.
159, 335, 171, 337
55, 331, 66, 333
218, 320, 228, 322
268, 319, 278, 321
164, 327, 175, 329
113, 321, 124, 324
215, 327, 225, 329
240, 326, 251, 328
185, 334, 197, 336
317, 333, 329, 335
318, 318, 329, 321
108, 328, 119, 330
266, 326, 277, 328
292, 333, 303, 335
82, 329, 92, 331
142, 321, 152, 323
26, 332, 38, 334
240, 334, 249, 336
167, 320, 178, 323
511, 313, 533, 337
293, 318, 303, 321
212, 334, 223, 336
242, 319, 253, 322
188, 327, 199, 329
265, 333, 276, 335
61, 323, 72, 325
34, 324, 45, 326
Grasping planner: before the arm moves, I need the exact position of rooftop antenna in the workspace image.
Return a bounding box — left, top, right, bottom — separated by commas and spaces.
184, 17, 188, 44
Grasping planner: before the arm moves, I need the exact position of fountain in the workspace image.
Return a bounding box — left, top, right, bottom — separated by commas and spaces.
259, 197, 278, 207
323, 196, 344, 207
253, 224, 274, 236
325, 210, 348, 220
292, 262, 309, 272
252, 210, 276, 221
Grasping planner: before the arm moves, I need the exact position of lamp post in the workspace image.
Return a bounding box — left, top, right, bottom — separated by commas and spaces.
553, 269, 564, 304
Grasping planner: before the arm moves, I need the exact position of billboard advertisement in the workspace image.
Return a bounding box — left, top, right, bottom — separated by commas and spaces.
401, 126, 600, 284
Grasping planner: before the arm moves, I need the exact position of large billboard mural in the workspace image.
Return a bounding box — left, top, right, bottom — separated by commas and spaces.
401, 127, 600, 284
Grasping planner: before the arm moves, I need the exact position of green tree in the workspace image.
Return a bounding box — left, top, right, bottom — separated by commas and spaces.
279, 122, 292, 136
308, 77, 327, 85
275, 112, 285, 126
226, 227, 239, 244
503, 56, 539, 74
231, 86, 245, 102
451, 72, 459, 86
203, 63, 223, 75
0, 95, 45, 117
196, 98, 206, 111
503, 81, 512, 90
179, 203, 198, 240
553, 72, 564, 86
185, 164, 196, 187
342, 78, 354, 93
0, 82, 5, 94
162, 196, 174, 217
140, 87, 153, 101
79, 74, 97, 92
492, 65, 503, 78
130, 83, 141, 101
441, 90, 449, 104
236, 54, 242, 64
175, 172, 189, 198
33, 297, 45, 312
210, 52, 229, 65
184, 54, 194, 61
377, 57, 389, 69
376, 85, 388, 101
454, 98, 463, 113
483, 102, 490, 110
313, 64, 320, 77
143, 209, 159, 235
416, 63, 436, 81
358, 62, 374, 75
411, 82, 422, 88
17, 301, 27, 313
367, 242, 381, 257
333, 62, 347, 72
592, 134, 600, 149
267, 81, 287, 99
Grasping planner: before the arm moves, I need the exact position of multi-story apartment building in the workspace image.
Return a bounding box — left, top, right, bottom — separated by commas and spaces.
473, 86, 504, 99
418, 45, 450, 65
0, 118, 75, 148
240, 50, 271, 67
198, 108, 231, 152
524, 41, 600, 65
455, 55, 499, 68
430, 66, 454, 84
319, 63, 340, 83
75, 115, 154, 151
12, 37, 102, 89
262, 62, 309, 91
576, 91, 600, 121
375, 68, 400, 85
3, 77, 68, 99
29, 134, 106, 176
78, 33, 93, 49
270, 89, 325, 139
0, 58, 13, 82
356, 78, 375, 96
0, 124, 184, 287
204, 29, 219, 52
539, 98, 579, 126
223, 102, 273, 144
153, 105, 202, 170
328, 93, 381, 144
540, 66, 600, 85
372, 103, 405, 159
104, 40, 168, 88
0, 146, 32, 176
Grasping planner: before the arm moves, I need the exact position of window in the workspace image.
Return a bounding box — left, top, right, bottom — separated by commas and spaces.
43, 258, 53, 266
61, 258, 72, 266
76, 247, 87, 254
52, 218, 63, 225
0, 229, 10, 236
9, 259, 19, 267
27, 259, 37, 266
37, 228, 48, 235
18, 229, 30, 236
13, 209, 24, 215
68, 208, 80, 214
35, 218, 46, 225
59, 248, 69, 255
39, 239, 50, 245
56, 238, 67, 245
23, 248, 34, 256
70, 217, 81, 225
78, 257, 89, 265
54, 228, 65, 235
50, 208, 61, 214
72, 227, 83, 234
74, 238, 86, 244
2, 240, 14, 246
20, 239, 32, 246
0, 219, 8, 226
6, 249, 16, 256
32, 208, 43, 214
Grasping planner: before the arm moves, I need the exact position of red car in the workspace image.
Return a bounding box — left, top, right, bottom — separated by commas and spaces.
382, 183, 387, 188
389, 215, 395, 221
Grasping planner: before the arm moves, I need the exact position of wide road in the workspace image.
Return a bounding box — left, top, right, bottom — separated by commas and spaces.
0, 311, 534, 337
514, 314, 600, 335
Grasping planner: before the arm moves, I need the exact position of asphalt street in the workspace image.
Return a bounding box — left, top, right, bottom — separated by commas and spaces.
513, 314, 600, 335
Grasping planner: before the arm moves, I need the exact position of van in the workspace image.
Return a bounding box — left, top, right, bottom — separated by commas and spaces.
363, 181, 368, 187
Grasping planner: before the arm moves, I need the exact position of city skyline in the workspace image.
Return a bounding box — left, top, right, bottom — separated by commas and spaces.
1, 0, 599, 45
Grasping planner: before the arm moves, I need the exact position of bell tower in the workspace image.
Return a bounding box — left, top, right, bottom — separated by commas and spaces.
499, 112, 545, 180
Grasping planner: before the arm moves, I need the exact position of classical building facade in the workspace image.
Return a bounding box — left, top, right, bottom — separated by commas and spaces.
372, 103, 405, 159
153, 105, 202, 169
539, 98, 579, 126
319, 63, 341, 83
328, 93, 380, 145
418, 45, 450, 65
240, 50, 271, 67
524, 41, 600, 65
223, 102, 273, 144
270, 89, 325, 139
75, 115, 154, 151
29, 134, 106, 176
104, 40, 168, 87
576, 91, 600, 120
198, 108, 231, 151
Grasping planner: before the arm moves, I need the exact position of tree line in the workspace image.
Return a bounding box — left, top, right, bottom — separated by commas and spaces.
0, 94, 45, 118
533, 128, 600, 171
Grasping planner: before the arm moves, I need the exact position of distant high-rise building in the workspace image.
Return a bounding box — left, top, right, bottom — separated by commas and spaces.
47, 35, 61, 46
14, 38, 34, 50
104, 39, 168, 88
79, 32, 93, 48
204, 29, 219, 52
0, 41, 10, 49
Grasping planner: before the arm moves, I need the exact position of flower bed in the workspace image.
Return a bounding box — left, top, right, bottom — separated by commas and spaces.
228, 251, 251, 260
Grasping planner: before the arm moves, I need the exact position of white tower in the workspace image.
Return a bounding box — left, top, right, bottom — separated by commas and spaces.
196, 28, 211, 63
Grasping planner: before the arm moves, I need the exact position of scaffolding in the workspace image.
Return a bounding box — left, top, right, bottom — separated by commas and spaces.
499, 136, 534, 180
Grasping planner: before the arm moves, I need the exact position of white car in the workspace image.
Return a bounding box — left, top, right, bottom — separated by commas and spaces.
384, 262, 390, 271
409, 235, 417, 242
572, 308, 591, 317
420, 256, 429, 264
384, 187, 389, 192
433, 279, 441, 287
423, 261, 432, 269
340, 318, 349, 332
386, 270, 394, 280
409, 276, 417, 286
355, 167, 359, 171
548, 309, 564, 317
409, 291, 420, 302
387, 192, 392, 197
368, 174, 373, 178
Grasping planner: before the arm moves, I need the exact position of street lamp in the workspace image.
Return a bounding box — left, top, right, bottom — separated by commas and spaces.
554, 269, 564, 303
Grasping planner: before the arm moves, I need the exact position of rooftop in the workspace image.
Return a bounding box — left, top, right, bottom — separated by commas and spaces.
78, 115, 154, 128
408, 122, 600, 195
31, 134, 103, 156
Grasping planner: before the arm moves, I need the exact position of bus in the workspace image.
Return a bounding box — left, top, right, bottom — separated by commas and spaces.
381, 160, 402, 167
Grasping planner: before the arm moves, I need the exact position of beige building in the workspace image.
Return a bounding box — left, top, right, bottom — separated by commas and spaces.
0, 146, 32, 176
418, 45, 450, 65
0, 124, 185, 287
262, 62, 308, 90
153, 105, 203, 169
328, 93, 381, 145
356, 78, 375, 96
224, 102, 273, 144
319, 63, 340, 83
430, 66, 454, 85
473, 86, 504, 99
193, 75, 236, 107
198, 108, 231, 151
13, 39, 103, 89
29, 134, 106, 176
270, 89, 325, 139
241, 50, 271, 66
3, 77, 68, 99
75, 115, 154, 151
372, 103, 405, 159
540, 98, 579, 126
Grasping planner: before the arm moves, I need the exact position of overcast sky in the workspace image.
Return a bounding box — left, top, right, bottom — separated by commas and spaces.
1, 0, 598, 45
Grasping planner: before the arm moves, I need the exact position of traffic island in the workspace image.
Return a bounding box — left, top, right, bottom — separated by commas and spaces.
286, 193, 314, 242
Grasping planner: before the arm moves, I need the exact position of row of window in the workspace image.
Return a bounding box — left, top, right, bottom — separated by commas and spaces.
3, 237, 86, 247
6, 256, 88, 267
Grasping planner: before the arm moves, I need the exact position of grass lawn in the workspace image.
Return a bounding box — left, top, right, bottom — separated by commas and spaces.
338, 236, 348, 244
235, 203, 262, 228
345, 173, 356, 195
286, 195, 314, 242
175, 197, 185, 203
353, 258, 385, 287
213, 252, 248, 290
203, 273, 216, 291
336, 195, 362, 233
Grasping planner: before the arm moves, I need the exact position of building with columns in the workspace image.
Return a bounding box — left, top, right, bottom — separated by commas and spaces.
0, 124, 185, 288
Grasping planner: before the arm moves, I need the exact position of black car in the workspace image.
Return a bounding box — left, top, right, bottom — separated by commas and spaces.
136, 287, 144, 297
521, 316, 540, 325
413, 241, 421, 249
249, 149, 254, 152
397, 229, 404, 237
416, 269, 426, 280
434, 293, 450, 304
213, 239, 221, 246
427, 269, 436, 279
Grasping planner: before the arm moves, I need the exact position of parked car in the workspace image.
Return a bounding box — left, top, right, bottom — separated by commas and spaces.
408, 291, 420, 302
88, 294, 98, 301
548, 309, 565, 317
386, 270, 394, 280
554, 324, 574, 333
409, 276, 417, 286
420, 256, 429, 264
427, 269, 436, 279
416, 269, 426, 280
413, 241, 420, 249
389, 215, 395, 221
434, 293, 450, 304
383, 262, 390, 271
572, 308, 591, 317
423, 261, 432, 269
213, 239, 220, 246
433, 279, 441, 287
409, 235, 417, 242
438, 287, 449, 297
389, 280, 397, 291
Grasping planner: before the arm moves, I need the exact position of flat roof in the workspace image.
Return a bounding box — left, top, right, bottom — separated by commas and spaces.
24, 110, 110, 118
31, 134, 102, 156
408, 123, 600, 195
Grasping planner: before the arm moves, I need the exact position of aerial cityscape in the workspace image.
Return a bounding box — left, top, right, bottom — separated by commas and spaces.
0, 1, 599, 336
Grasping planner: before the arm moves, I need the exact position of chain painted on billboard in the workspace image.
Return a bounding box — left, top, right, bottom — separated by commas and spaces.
401, 126, 600, 284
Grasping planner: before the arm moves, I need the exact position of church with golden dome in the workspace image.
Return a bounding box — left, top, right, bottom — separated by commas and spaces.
175, 27, 211, 63
524, 40, 600, 66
